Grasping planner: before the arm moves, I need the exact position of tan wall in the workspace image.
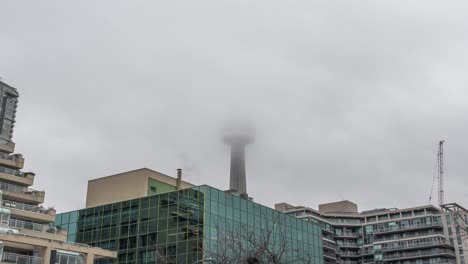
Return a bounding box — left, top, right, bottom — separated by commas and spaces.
0, 156, 24, 169
319, 200, 358, 214
0, 233, 116, 263
0, 172, 33, 186
9, 207, 55, 223
86, 168, 195, 208
18, 228, 67, 241
2, 190, 45, 204
86, 170, 148, 208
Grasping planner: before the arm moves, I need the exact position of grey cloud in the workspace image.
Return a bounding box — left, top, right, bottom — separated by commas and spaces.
1, 0, 467, 212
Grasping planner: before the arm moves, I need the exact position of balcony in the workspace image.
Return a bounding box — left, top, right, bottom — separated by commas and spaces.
0, 233, 117, 260
373, 222, 443, 235
374, 231, 445, 242
361, 249, 374, 256
334, 232, 359, 238
9, 218, 50, 232
323, 240, 337, 251
323, 251, 337, 260
1, 252, 43, 264
0, 182, 44, 204
0, 139, 15, 153
2, 199, 56, 223
337, 250, 361, 257
383, 249, 456, 261
8, 218, 67, 240
0, 167, 34, 186
0, 153, 24, 170
382, 240, 453, 252
338, 242, 359, 248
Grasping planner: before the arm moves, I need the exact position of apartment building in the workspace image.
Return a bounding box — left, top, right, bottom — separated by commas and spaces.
0, 80, 116, 264
276, 200, 468, 264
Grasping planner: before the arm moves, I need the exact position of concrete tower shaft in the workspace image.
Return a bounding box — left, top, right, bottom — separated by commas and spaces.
222, 127, 254, 199
228, 142, 248, 197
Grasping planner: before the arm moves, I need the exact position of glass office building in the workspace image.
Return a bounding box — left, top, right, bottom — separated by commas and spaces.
56, 186, 323, 264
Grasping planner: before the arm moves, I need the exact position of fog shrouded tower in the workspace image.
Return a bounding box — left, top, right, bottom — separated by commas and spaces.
222, 123, 254, 199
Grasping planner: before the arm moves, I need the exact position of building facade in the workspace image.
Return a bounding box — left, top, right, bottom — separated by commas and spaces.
0, 80, 116, 264
56, 184, 324, 264
85, 168, 194, 208
276, 200, 468, 264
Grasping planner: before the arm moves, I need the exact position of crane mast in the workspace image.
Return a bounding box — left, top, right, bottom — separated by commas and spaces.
438, 140, 445, 207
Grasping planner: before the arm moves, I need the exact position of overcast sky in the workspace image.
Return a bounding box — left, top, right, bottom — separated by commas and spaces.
1, 1, 467, 213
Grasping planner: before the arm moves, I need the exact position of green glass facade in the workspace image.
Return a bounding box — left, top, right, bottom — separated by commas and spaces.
56, 186, 323, 264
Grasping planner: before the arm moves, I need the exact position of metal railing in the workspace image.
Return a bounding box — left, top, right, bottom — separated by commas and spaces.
2, 199, 52, 215
334, 232, 359, 237
1, 252, 43, 264
384, 249, 455, 260
382, 240, 451, 251
338, 242, 359, 247
0, 182, 38, 194
0, 152, 22, 162
1, 232, 92, 248
337, 250, 361, 256
323, 240, 337, 250
9, 218, 48, 232
374, 231, 444, 242
0, 139, 14, 147
373, 222, 443, 234
323, 251, 337, 259
0, 166, 24, 177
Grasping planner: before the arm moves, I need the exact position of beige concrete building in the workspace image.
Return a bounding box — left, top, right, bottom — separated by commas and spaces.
85, 168, 194, 208
0, 80, 116, 264
277, 200, 468, 264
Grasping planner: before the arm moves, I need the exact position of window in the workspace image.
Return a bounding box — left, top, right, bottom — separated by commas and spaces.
149, 187, 157, 196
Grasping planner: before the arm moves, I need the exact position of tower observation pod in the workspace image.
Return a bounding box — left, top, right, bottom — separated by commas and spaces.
222, 123, 255, 199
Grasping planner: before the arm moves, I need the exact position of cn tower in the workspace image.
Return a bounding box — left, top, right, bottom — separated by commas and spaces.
222, 124, 254, 199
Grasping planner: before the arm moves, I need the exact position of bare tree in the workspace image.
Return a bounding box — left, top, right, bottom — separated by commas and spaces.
206, 215, 314, 264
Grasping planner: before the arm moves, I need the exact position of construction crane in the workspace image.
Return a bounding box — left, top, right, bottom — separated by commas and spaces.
428, 140, 445, 207
438, 140, 445, 207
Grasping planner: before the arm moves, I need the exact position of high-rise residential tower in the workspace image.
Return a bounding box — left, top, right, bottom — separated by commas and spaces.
0, 82, 18, 143
0, 80, 116, 264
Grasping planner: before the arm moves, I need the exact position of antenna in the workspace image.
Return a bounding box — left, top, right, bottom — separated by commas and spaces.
438, 140, 445, 207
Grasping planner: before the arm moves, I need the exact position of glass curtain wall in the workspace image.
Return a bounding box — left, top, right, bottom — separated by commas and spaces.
56, 186, 323, 264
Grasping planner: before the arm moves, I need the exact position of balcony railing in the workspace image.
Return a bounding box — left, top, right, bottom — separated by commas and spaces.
337, 250, 361, 257
2, 199, 52, 215
338, 242, 359, 247
323, 251, 337, 259
0, 166, 24, 178
0, 153, 22, 162
374, 222, 443, 234
335, 232, 359, 238
1, 252, 43, 264
0, 182, 37, 194
382, 240, 451, 251
323, 240, 337, 250
374, 231, 444, 242
9, 218, 50, 232
383, 249, 455, 260
0, 139, 14, 148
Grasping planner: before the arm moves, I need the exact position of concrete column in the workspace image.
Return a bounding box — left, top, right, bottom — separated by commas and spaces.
42, 247, 52, 264
86, 253, 95, 264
